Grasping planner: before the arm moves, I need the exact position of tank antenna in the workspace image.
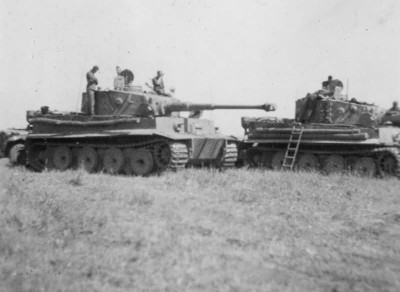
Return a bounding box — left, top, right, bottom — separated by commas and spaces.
346, 78, 349, 101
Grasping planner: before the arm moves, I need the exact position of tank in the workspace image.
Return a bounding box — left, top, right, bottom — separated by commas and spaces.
241, 92, 400, 178
25, 88, 275, 175
0, 129, 28, 164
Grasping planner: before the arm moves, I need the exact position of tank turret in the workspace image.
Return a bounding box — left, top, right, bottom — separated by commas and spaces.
295, 95, 386, 127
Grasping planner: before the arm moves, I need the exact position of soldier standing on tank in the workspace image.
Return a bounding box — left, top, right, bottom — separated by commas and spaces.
86, 66, 99, 115
152, 71, 171, 97
389, 101, 400, 112
322, 75, 332, 90
114, 66, 125, 90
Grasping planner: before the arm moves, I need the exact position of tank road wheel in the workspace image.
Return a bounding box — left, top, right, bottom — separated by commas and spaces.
297, 153, 319, 172
27, 144, 46, 172
345, 156, 358, 172
271, 151, 285, 170
77, 147, 99, 173
377, 152, 398, 177
261, 152, 273, 168
245, 148, 262, 167
44, 147, 56, 169
103, 148, 125, 174
323, 155, 345, 175
8, 143, 25, 165
123, 149, 134, 175
153, 143, 171, 171
52, 146, 73, 171
127, 148, 154, 176
353, 157, 376, 177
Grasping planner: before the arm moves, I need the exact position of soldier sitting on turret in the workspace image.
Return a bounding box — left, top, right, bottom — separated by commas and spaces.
389, 101, 400, 112
299, 76, 345, 122
322, 75, 332, 90
152, 71, 171, 97
386, 101, 400, 114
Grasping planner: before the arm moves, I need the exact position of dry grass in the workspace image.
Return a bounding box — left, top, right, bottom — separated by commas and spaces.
0, 159, 400, 291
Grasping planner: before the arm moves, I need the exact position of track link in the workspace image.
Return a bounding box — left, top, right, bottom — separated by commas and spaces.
169, 142, 189, 170
26, 139, 191, 175
221, 143, 238, 168
245, 145, 400, 178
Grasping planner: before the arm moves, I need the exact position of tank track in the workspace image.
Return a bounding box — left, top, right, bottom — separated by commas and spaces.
245, 145, 400, 178
25, 138, 189, 175
221, 143, 238, 168
373, 147, 400, 178
169, 142, 189, 170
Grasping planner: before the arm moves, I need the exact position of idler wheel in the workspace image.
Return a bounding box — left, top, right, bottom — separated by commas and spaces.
378, 152, 398, 177
127, 148, 154, 176
27, 144, 46, 172
8, 143, 25, 165
103, 147, 125, 174
297, 153, 319, 172
52, 146, 73, 170
353, 157, 376, 177
271, 151, 285, 170
77, 147, 99, 173
323, 155, 344, 174
153, 143, 171, 171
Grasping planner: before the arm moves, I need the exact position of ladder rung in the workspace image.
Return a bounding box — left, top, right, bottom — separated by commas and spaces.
283, 126, 303, 169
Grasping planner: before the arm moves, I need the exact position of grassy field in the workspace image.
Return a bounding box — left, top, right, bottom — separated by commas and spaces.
0, 158, 399, 292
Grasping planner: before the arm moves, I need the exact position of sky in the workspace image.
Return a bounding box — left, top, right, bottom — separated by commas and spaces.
0, 0, 399, 135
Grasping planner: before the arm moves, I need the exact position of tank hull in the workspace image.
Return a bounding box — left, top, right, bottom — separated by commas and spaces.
241, 119, 400, 178
25, 115, 238, 175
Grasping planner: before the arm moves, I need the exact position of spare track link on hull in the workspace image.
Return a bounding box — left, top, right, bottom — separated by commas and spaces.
221, 143, 238, 168
25, 139, 189, 175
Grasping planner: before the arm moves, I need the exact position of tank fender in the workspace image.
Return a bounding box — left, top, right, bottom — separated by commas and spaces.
6, 135, 27, 143
4, 137, 26, 156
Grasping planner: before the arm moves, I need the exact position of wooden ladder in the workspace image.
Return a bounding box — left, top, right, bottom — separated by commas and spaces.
282, 123, 304, 170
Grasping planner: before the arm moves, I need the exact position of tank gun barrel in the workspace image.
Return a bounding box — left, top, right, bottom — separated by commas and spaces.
165, 102, 276, 113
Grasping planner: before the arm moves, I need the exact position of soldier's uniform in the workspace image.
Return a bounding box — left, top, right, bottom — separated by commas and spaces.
152, 71, 171, 97
152, 75, 165, 95
86, 69, 98, 115
388, 102, 400, 112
